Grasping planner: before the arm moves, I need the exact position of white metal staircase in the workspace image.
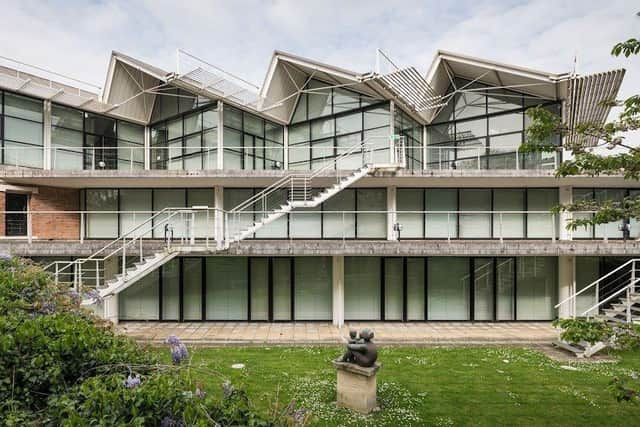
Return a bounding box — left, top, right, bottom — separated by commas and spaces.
44, 135, 406, 309
555, 259, 640, 324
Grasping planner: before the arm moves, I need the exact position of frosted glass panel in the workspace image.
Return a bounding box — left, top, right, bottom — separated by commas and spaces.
187, 189, 215, 238
473, 258, 494, 320
516, 257, 557, 320
118, 269, 159, 320
255, 189, 288, 238
397, 189, 424, 238
120, 189, 152, 238
459, 189, 490, 238
295, 257, 332, 320
496, 258, 515, 320
406, 258, 425, 320
250, 258, 269, 320
224, 189, 254, 238
575, 257, 599, 316
493, 189, 524, 238
428, 257, 469, 320
206, 258, 248, 320
345, 257, 381, 320
357, 189, 386, 238
527, 189, 558, 238
290, 206, 321, 238
595, 189, 625, 239
162, 259, 180, 320
384, 258, 404, 320
273, 258, 292, 320
426, 189, 457, 238
572, 189, 594, 238
323, 189, 355, 238
153, 189, 186, 238
86, 189, 118, 238
183, 258, 202, 320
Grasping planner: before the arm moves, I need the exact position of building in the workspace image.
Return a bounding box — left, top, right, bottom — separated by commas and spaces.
0, 48, 635, 325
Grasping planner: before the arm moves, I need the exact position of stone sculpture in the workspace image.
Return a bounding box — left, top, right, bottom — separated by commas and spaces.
339, 328, 378, 368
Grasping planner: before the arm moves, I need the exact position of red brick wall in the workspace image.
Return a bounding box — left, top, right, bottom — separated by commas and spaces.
30, 187, 80, 240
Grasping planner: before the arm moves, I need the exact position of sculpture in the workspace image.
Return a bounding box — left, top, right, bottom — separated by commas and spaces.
339, 328, 378, 368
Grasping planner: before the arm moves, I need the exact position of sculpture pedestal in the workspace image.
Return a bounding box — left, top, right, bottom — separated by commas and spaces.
333, 360, 381, 414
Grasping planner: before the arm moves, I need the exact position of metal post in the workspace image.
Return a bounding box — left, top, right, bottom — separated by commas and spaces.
80, 212, 85, 243
55, 263, 59, 285
95, 259, 100, 288
190, 212, 195, 245
447, 213, 451, 241
499, 213, 503, 243
122, 239, 126, 279
515, 148, 520, 170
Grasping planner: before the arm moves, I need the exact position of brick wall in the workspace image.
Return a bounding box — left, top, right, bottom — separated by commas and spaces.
30, 187, 80, 240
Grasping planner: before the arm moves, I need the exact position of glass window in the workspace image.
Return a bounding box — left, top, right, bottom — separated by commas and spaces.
496, 257, 515, 320
307, 80, 332, 119
336, 112, 362, 135
456, 118, 486, 140
575, 256, 599, 316
86, 189, 118, 238
333, 88, 360, 113
455, 88, 486, 119
428, 257, 470, 320
493, 189, 525, 238
527, 189, 558, 238
311, 118, 334, 140
183, 258, 202, 320
357, 189, 386, 238
489, 112, 523, 135
120, 189, 152, 239
118, 269, 159, 320
345, 257, 381, 320
473, 258, 494, 320
397, 189, 424, 238
206, 257, 248, 320
384, 258, 404, 320
273, 258, 292, 320
406, 258, 425, 320
517, 257, 557, 320
4, 93, 43, 121
250, 258, 269, 320
323, 188, 355, 238
294, 257, 332, 320
162, 259, 180, 320
459, 189, 491, 238
425, 189, 457, 238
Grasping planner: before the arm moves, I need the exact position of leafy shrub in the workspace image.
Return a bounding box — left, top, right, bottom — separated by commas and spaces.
0, 258, 307, 425
553, 318, 614, 344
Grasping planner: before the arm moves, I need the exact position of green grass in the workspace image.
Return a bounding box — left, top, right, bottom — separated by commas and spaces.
152, 345, 640, 426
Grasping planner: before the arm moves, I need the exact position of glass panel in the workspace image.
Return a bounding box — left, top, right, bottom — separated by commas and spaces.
250, 258, 269, 321
473, 258, 494, 320
86, 189, 118, 238
203, 108, 218, 130
496, 258, 515, 320
397, 189, 424, 238
516, 257, 557, 320
153, 189, 186, 238
595, 189, 625, 239
459, 189, 491, 238
290, 206, 321, 238
52, 104, 83, 130
428, 257, 470, 320
184, 111, 202, 135
345, 257, 381, 320
273, 258, 292, 321
493, 189, 525, 238
307, 80, 332, 119
572, 189, 594, 238
427, 123, 454, 144
243, 112, 264, 137
224, 189, 254, 238
323, 189, 355, 238
120, 189, 152, 238
223, 106, 242, 129
455, 89, 486, 119
333, 88, 360, 113
455, 118, 486, 140
206, 257, 248, 320
187, 189, 215, 238
52, 127, 83, 170
384, 258, 403, 320
294, 257, 332, 320
575, 256, 599, 316
118, 269, 159, 320
292, 93, 307, 123
487, 90, 523, 114
162, 259, 180, 320
265, 122, 283, 143
489, 112, 523, 135
336, 112, 362, 135
4, 116, 43, 145
406, 258, 425, 320
357, 189, 386, 238
527, 189, 558, 238
488, 133, 521, 169
363, 105, 390, 129
425, 189, 457, 238
183, 258, 202, 320
311, 118, 334, 140
4, 93, 43, 121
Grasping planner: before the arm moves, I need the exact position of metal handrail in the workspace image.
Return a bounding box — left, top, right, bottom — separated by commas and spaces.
554, 258, 640, 313
581, 277, 640, 318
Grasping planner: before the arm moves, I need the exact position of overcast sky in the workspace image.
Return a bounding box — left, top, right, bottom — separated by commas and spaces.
0, 1, 638, 104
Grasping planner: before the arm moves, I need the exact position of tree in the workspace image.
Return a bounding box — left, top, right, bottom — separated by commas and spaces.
523, 37, 640, 232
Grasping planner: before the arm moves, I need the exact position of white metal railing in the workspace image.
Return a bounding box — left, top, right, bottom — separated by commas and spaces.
424, 145, 559, 170
555, 258, 640, 320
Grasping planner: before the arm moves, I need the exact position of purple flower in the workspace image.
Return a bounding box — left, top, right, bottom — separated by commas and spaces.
170, 343, 189, 365
40, 301, 56, 315
83, 289, 103, 304
67, 289, 81, 305
165, 335, 182, 346
222, 380, 235, 399
160, 416, 185, 427
0, 253, 11, 261
124, 374, 141, 388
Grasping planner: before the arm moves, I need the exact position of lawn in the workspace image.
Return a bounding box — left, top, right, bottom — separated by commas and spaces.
152, 345, 640, 426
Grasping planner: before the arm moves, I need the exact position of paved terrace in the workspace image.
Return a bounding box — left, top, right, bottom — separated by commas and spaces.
119, 322, 557, 346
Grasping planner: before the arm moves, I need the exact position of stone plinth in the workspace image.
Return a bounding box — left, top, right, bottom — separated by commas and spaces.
333, 360, 381, 414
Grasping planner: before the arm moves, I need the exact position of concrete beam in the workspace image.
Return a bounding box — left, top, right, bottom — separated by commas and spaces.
557, 255, 575, 318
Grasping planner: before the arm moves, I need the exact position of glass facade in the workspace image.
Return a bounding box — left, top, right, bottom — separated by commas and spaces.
82, 188, 215, 239
225, 188, 387, 239
1, 91, 44, 168
223, 106, 284, 170
425, 78, 561, 170
394, 108, 423, 169
572, 188, 640, 239
51, 104, 144, 170
397, 188, 559, 239
289, 79, 390, 170
119, 255, 557, 321
151, 103, 218, 170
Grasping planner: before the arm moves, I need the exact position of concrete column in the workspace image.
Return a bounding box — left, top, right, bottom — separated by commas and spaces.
214, 186, 224, 248
143, 126, 151, 170
332, 255, 345, 327
283, 125, 289, 170
559, 186, 572, 240
387, 186, 397, 241
389, 101, 395, 163
102, 256, 120, 324
217, 102, 224, 170
43, 100, 52, 170
558, 255, 576, 318
422, 125, 428, 170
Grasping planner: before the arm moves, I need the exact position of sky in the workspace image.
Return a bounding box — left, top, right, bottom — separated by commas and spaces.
0, 1, 638, 119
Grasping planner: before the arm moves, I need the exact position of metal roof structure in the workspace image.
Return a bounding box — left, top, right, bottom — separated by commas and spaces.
373, 66, 445, 112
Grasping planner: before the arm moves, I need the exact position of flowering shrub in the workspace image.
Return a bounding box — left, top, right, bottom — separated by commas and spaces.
0, 258, 308, 426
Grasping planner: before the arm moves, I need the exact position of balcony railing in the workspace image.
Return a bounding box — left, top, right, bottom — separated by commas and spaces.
2, 209, 636, 243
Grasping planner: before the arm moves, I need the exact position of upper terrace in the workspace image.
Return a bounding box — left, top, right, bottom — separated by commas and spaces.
0, 49, 625, 178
